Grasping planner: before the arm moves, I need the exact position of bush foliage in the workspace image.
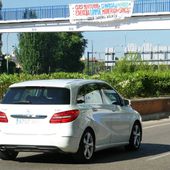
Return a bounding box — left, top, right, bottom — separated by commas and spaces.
0, 70, 170, 99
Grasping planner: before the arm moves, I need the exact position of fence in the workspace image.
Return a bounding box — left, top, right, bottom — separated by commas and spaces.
1, 0, 170, 21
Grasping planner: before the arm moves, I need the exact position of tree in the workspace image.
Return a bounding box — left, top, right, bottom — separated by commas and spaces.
16, 32, 87, 74
113, 53, 155, 73
54, 32, 86, 72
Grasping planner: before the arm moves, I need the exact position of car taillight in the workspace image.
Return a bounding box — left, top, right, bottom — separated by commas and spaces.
50, 110, 80, 124
0, 111, 8, 123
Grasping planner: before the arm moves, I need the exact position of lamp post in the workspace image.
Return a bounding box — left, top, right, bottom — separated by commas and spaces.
87, 51, 90, 75
0, 55, 2, 73
4, 55, 11, 74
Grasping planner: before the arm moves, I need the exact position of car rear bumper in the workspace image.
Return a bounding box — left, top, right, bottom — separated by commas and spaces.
0, 133, 80, 153
0, 145, 63, 153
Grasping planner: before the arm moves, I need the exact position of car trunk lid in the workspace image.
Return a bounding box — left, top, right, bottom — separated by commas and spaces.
0, 104, 72, 135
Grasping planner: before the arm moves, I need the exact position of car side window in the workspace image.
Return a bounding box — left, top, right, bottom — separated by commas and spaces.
100, 83, 123, 105
77, 83, 103, 104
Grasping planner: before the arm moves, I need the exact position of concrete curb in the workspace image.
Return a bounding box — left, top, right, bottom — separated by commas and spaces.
142, 112, 170, 121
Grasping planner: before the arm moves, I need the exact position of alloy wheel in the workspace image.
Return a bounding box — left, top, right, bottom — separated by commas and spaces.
132, 124, 141, 149
83, 132, 94, 160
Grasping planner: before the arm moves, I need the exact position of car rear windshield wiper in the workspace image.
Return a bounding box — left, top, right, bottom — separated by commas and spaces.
13, 101, 32, 104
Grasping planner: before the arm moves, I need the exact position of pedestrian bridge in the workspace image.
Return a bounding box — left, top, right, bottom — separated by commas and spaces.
1, 0, 170, 32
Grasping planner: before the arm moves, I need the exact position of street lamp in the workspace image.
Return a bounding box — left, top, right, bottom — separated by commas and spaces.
0, 56, 3, 72
4, 54, 11, 74
0, 56, 3, 67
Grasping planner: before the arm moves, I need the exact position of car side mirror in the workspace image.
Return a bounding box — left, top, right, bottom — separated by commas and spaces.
124, 99, 131, 106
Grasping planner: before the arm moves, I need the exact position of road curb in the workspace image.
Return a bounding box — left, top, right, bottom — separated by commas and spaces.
142, 112, 170, 121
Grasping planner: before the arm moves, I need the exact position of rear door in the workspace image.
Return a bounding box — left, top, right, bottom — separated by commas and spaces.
77, 83, 114, 146
100, 83, 132, 143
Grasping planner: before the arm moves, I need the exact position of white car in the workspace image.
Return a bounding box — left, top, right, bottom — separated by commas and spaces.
0, 79, 142, 162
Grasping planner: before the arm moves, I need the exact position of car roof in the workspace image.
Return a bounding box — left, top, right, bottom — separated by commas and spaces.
9, 79, 106, 88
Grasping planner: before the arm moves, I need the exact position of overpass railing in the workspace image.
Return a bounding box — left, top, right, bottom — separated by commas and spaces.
1, 0, 170, 21
134, 0, 170, 14
0, 5, 69, 21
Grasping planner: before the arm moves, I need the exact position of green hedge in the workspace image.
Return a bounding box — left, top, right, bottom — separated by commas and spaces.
0, 70, 170, 99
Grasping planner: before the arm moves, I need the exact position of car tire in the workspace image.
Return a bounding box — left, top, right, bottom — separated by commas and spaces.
0, 150, 18, 160
126, 122, 142, 151
74, 129, 95, 163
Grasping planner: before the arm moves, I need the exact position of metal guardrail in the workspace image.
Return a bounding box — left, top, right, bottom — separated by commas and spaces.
1, 0, 170, 21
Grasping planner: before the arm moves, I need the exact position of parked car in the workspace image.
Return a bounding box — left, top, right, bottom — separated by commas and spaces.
0, 79, 142, 162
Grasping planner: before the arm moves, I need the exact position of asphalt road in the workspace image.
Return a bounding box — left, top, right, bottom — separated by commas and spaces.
1, 118, 170, 170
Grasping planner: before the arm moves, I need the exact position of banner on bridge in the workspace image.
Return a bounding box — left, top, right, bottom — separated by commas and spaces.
69, 1, 134, 23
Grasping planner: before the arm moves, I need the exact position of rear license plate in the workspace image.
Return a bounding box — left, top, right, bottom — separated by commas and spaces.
16, 118, 36, 125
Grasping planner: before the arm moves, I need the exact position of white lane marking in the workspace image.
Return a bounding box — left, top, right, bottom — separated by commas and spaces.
147, 152, 170, 161
143, 122, 170, 130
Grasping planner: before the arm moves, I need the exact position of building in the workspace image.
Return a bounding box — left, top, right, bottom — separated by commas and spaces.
105, 48, 115, 69
125, 43, 170, 65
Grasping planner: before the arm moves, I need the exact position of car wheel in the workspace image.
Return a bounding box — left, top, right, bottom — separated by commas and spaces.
126, 122, 142, 150
74, 129, 95, 163
0, 150, 18, 160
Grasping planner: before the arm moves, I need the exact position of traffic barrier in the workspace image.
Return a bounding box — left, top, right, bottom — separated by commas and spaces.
131, 97, 170, 121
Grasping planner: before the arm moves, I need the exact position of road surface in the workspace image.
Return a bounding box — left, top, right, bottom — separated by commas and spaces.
0, 118, 170, 170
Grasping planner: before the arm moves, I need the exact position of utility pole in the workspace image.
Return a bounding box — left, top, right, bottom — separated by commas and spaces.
87, 51, 90, 75
91, 41, 94, 75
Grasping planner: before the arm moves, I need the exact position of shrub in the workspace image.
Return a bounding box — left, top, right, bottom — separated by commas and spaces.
0, 70, 170, 99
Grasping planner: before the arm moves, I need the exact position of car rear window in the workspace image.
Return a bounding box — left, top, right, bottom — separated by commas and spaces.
1, 87, 70, 105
